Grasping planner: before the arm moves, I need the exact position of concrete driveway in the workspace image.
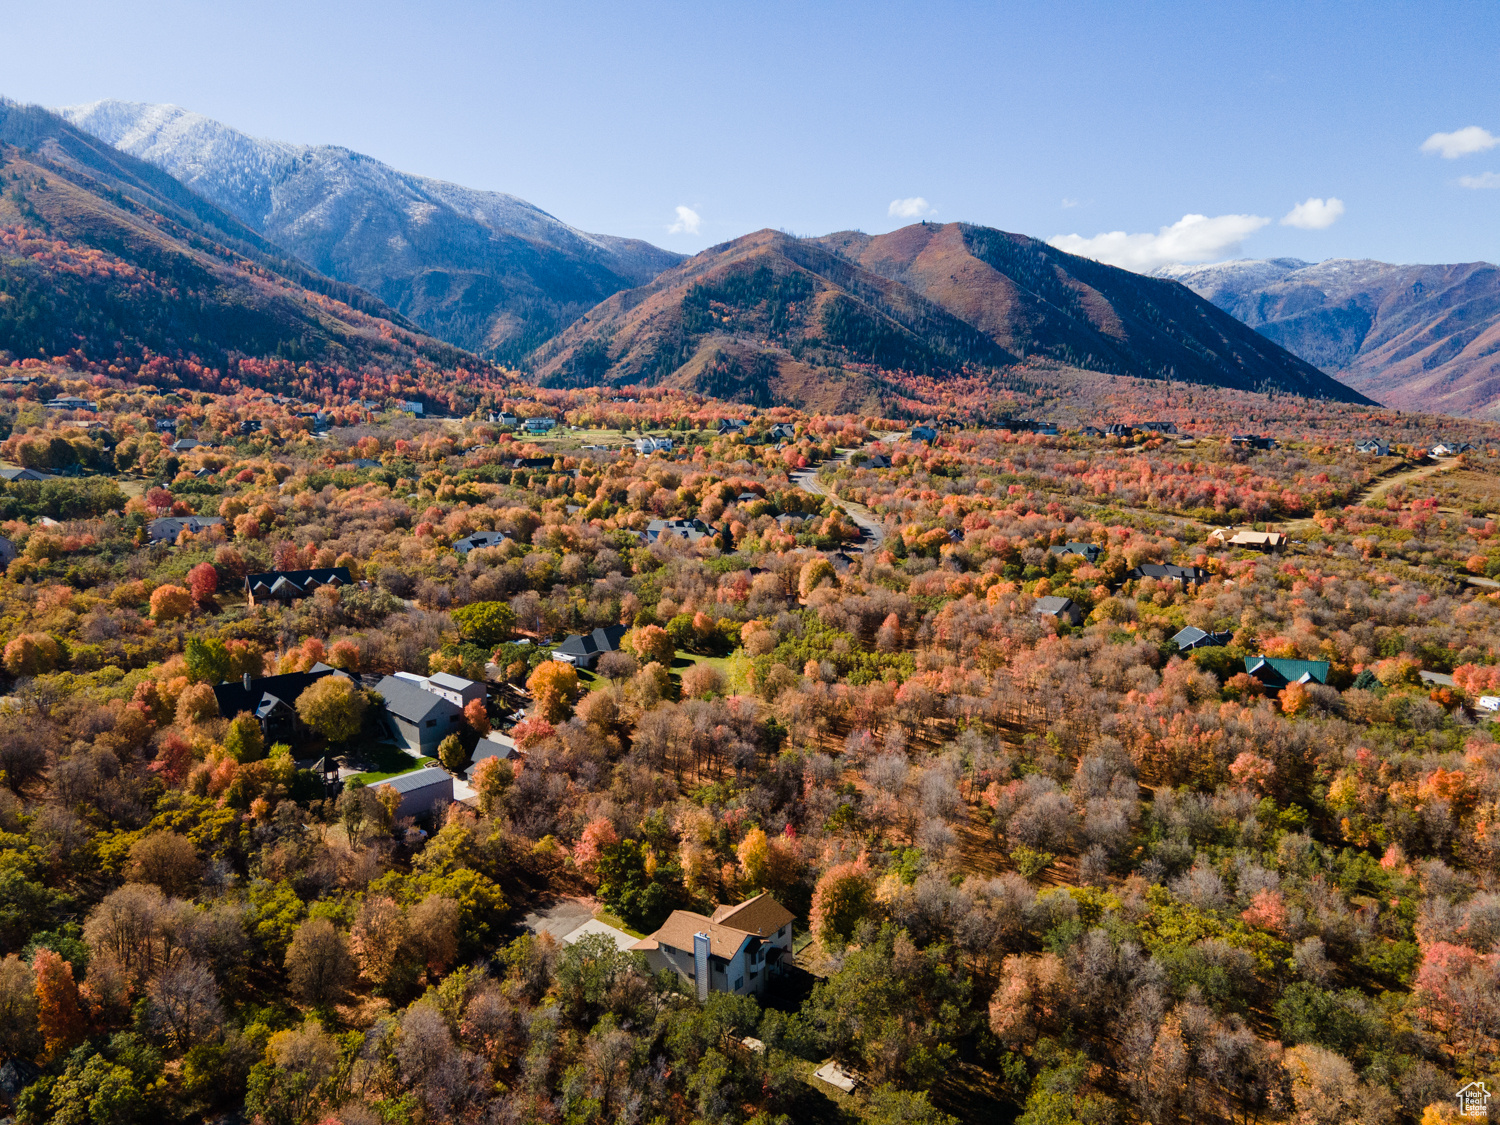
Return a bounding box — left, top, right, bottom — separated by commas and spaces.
522, 897, 595, 942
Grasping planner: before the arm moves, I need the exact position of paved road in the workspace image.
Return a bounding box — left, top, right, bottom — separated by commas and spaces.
791, 446, 887, 554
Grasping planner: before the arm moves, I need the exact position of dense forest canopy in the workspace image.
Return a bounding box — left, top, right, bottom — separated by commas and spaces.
0, 362, 1495, 1125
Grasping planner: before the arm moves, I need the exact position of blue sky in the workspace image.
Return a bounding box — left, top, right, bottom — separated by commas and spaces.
3, 0, 1497, 267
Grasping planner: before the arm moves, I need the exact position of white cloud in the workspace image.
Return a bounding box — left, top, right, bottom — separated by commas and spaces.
1281, 197, 1345, 229
1048, 212, 1270, 274
1061, 197, 1080, 209
667, 205, 701, 235
888, 196, 934, 219
1459, 171, 1500, 189
1421, 126, 1499, 159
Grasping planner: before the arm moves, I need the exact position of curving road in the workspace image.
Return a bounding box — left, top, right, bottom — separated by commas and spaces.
790, 446, 887, 553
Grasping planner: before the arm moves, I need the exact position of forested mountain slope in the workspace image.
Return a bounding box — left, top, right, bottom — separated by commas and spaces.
1162, 256, 1500, 419
60, 99, 682, 362
818, 222, 1371, 404
0, 101, 491, 407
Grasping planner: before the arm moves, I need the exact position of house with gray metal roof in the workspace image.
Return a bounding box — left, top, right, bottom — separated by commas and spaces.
366, 766, 453, 819
375, 675, 463, 755
1032, 596, 1084, 626
1171, 626, 1233, 652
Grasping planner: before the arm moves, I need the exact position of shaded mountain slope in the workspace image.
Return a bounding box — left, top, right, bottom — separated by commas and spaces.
0, 100, 478, 385
1161, 257, 1500, 419
60, 100, 682, 362
816, 222, 1370, 403
530, 228, 1017, 414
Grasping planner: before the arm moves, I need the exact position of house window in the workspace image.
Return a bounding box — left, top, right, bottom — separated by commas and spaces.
425, 719, 437, 728
734, 978, 743, 991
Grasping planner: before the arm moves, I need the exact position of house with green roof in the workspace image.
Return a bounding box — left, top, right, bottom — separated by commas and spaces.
1245, 656, 1329, 689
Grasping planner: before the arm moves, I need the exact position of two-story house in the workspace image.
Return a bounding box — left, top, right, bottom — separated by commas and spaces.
632, 894, 795, 999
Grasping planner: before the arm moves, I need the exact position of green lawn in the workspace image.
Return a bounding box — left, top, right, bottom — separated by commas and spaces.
594, 909, 647, 939
346, 741, 435, 782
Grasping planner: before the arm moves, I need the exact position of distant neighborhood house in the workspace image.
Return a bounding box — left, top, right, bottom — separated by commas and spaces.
1210, 529, 1287, 552
1048, 542, 1103, 564
244, 567, 353, 608
1245, 656, 1330, 689
453, 530, 508, 555
1354, 438, 1391, 456
1032, 596, 1084, 625
552, 624, 628, 670
1171, 626, 1233, 652
147, 515, 225, 543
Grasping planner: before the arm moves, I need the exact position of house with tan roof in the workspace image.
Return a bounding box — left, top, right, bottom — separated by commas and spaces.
630, 893, 795, 999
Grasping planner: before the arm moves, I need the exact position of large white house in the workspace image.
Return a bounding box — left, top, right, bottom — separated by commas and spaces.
631, 894, 794, 999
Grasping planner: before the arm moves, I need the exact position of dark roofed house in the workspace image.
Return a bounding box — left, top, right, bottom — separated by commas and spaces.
147, 515, 225, 543
1129, 562, 1208, 587
1032, 596, 1084, 626
1049, 541, 1103, 564
1171, 626, 1233, 652
348, 458, 382, 469
0, 468, 52, 482
553, 624, 628, 670
717, 419, 749, 435
244, 567, 352, 608
212, 666, 346, 743
375, 675, 463, 755
1244, 656, 1329, 689
1138, 421, 1179, 434
646, 518, 713, 544
909, 424, 938, 443
1230, 434, 1277, 450
453, 530, 508, 555
1354, 439, 1390, 456
171, 438, 203, 453
769, 422, 796, 441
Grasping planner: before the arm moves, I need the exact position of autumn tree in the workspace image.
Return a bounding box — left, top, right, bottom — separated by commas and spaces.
185, 636, 231, 683
149, 584, 193, 622
438, 734, 467, 773
3, 632, 61, 676
0, 953, 39, 1060
176, 682, 219, 726
128, 830, 199, 897
471, 756, 513, 817
527, 660, 580, 723
295, 675, 366, 744
284, 917, 351, 1005
463, 697, 490, 737
33, 948, 86, 1060
626, 624, 675, 669
223, 712, 266, 763
186, 561, 218, 604
810, 858, 875, 950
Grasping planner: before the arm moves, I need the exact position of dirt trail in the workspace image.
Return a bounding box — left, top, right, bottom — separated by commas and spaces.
1279, 457, 1462, 534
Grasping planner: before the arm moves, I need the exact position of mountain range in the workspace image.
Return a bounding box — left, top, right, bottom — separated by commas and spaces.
0, 99, 472, 391
59, 100, 681, 363
1161, 257, 1500, 420
533, 222, 1369, 411
7, 95, 1496, 419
